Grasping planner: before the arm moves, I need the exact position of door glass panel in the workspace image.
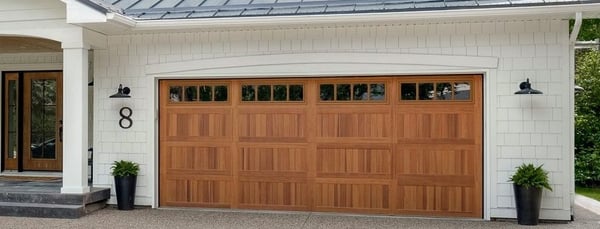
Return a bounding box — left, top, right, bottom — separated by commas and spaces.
214, 85, 228, 101
184, 86, 198, 101
257, 85, 271, 101
320, 84, 334, 101
199, 85, 213, 101
353, 84, 368, 101
336, 84, 351, 101
418, 83, 434, 100
169, 86, 182, 102
241, 85, 256, 101
273, 85, 287, 101
401, 83, 416, 100
436, 82, 452, 100
454, 82, 471, 100
289, 85, 303, 101
7, 80, 17, 159
370, 83, 385, 101
30, 79, 57, 159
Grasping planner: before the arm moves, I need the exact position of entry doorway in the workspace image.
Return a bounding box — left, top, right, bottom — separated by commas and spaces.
2, 71, 63, 171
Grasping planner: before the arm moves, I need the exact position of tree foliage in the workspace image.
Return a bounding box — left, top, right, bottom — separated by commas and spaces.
575, 49, 600, 186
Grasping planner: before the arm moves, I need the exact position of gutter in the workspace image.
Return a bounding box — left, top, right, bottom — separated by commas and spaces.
111, 3, 600, 31
570, 12, 583, 43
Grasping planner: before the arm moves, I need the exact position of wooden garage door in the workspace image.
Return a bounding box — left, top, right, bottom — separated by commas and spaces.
159, 75, 482, 218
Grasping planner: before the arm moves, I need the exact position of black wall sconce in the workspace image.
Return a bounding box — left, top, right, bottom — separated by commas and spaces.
109, 84, 131, 98
514, 78, 543, 95
109, 84, 132, 129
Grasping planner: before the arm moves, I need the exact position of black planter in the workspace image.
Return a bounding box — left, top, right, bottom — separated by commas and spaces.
513, 184, 543, 225
114, 175, 137, 210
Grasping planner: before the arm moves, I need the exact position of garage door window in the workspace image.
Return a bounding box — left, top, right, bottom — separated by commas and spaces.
319, 83, 385, 102
241, 84, 304, 102
400, 81, 471, 101
169, 84, 229, 102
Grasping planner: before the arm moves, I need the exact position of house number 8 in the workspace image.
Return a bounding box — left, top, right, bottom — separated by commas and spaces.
119, 107, 133, 129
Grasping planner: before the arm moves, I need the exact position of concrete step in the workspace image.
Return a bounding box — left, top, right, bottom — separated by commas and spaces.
0, 187, 110, 205
0, 202, 85, 218
0, 188, 110, 218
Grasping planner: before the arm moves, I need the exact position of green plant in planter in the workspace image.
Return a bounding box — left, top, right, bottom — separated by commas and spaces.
509, 163, 552, 225
111, 160, 139, 177
510, 163, 552, 191
111, 160, 139, 210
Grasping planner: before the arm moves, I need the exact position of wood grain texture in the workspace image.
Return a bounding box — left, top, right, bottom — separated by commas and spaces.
159, 75, 482, 218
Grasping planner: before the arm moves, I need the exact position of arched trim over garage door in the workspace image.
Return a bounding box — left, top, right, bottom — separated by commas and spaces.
146, 52, 498, 77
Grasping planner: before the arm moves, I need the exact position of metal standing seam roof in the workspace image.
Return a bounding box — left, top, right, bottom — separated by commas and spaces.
87, 0, 600, 20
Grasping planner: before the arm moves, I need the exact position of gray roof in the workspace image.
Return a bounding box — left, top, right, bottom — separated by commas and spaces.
87, 0, 600, 20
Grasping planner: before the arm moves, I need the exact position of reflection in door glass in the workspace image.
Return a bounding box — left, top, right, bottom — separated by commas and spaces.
241, 85, 256, 101
418, 83, 434, 100
454, 82, 471, 100
353, 84, 368, 100
401, 83, 416, 100
436, 82, 452, 100
199, 86, 212, 101
257, 85, 271, 101
370, 83, 385, 101
30, 79, 57, 159
169, 86, 182, 102
320, 84, 334, 101
273, 85, 287, 101
336, 84, 351, 101
214, 85, 228, 101
289, 85, 303, 101
184, 86, 197, 101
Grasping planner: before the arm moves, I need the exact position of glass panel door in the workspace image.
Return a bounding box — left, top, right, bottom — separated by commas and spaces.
22, 72, 63, 171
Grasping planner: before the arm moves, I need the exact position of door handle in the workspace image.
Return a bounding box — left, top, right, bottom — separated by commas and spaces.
59, 120, 63, 142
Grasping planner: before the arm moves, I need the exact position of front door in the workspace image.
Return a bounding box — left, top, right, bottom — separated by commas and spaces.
3, 71, 63, 171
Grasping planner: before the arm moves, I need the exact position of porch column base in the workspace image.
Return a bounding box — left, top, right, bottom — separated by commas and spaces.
61, 186, 90, 194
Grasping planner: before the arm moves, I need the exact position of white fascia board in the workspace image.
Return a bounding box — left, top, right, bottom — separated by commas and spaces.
66, 0, 107, 24
118, 3, 600, 31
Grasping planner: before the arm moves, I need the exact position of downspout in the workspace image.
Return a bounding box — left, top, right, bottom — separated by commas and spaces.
569, 11, 582, 220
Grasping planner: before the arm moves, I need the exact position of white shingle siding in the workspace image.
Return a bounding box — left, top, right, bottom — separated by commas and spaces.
93, 19, 572, 220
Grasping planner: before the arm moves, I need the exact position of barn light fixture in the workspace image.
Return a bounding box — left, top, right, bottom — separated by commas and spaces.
514, 78, 543, 95
109, 84, 131, 98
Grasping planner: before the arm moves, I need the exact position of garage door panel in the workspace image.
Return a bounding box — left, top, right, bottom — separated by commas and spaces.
238, 111, 306, 141
239, 146, 308, 173
163, 145, 232, 175
314, 182, 391, 212
316, 145, 392, 178
162, 178, 232, 208
165, 109, 232, 140
238, 180, 309, 209
396, 112, 476, 142
395, 147, 475, 176
397, 186, 475, 215
316, 111, 392, 139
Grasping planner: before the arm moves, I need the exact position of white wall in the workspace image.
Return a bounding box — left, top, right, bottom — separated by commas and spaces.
93, 19, 572, 220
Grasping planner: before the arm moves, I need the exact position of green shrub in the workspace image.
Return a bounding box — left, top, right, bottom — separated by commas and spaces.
509, 163, 552, 191
110, 160, 140, 177
575, 150, 600, 187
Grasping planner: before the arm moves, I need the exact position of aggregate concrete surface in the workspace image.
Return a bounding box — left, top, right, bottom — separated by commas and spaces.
0, 204, 598, 229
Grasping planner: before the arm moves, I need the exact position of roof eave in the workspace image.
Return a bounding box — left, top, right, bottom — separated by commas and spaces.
108, 3, 600, 31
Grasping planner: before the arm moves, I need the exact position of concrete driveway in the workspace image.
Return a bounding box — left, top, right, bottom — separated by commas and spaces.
1, 205, 598, 229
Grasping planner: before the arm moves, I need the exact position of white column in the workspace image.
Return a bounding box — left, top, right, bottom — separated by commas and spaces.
61, 46, 90, 194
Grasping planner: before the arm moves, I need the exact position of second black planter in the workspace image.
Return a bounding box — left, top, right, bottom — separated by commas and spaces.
114, 175, 137, 210
513, 184, 543, 225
